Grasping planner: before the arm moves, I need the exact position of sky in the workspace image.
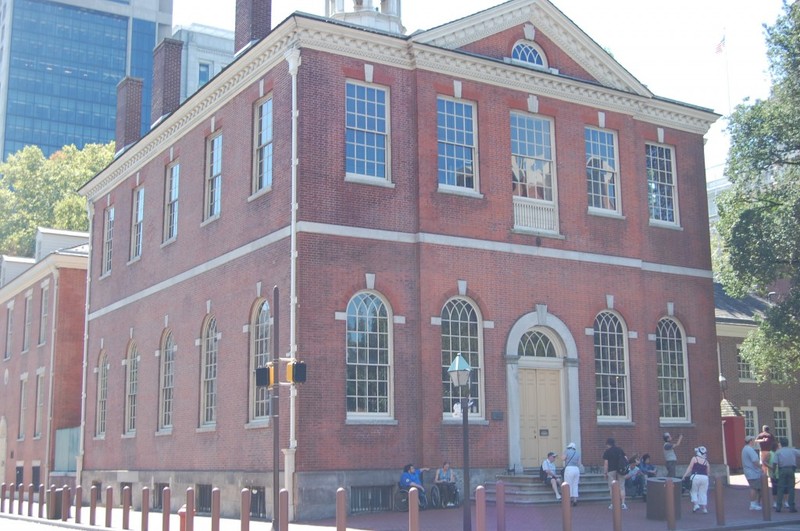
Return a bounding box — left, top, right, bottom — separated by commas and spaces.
173, 0, 787, 182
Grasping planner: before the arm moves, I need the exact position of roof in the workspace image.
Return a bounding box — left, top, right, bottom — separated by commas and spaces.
714, 282, 772, 325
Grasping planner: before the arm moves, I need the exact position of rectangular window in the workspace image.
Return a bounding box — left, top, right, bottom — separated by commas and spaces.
204, 134, 222, 220
646, 143, 678, 224
253, 97, 273, 194
437, 96, 477, 191
741, 406, 758, 438
585, 127, 619, 213
101, 206, 114, 275
198, 62, 211, 87
38, 285, 48, 345
345, 81, 388, 180
163, 163, 179, 242
737, 347, 755, 381
4, 306, 12, 359
18, 377, 27, 439
773, 407, 791, 445
22, 293, 32, 352
510, 112, 557, 233
130, 187, 144, 260
34, 373, 44, 438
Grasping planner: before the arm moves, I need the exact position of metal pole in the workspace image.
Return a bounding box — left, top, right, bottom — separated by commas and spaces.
462, 394, 471, 531
272, 285, 280, 531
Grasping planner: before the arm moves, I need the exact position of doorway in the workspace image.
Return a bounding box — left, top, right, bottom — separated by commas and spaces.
520, 368, 563, 468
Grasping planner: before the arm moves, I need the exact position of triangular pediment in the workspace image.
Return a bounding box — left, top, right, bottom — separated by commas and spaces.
410, 0, 652, 97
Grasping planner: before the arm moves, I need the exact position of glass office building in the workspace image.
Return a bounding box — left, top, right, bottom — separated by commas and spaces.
0, 0, 172, 160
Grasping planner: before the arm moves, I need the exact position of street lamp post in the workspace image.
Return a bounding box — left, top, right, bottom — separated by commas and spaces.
448, 353, 472, 531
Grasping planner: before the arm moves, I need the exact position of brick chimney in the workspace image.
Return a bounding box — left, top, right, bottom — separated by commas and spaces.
115, 76, 143, 152
151, 38, 183, 125
235, 0, 272, 54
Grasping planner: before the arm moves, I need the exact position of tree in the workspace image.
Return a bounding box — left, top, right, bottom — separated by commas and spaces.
717, 1, 800, 381
0, 142, 115, 256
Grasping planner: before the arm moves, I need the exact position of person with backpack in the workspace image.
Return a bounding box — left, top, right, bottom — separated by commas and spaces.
602, 438, 628, 509
682, 446, 710, 513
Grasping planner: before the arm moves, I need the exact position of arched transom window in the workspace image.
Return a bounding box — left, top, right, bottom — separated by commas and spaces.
656, 317, 688, 421
512, 41, 547, 68
346, 292, 392, 416
593, 311, 629, 420
518, 329, 557, 358
441, 298, 483, 417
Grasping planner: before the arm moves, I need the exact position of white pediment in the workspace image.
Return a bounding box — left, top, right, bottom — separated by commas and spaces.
410, 0, 652, 97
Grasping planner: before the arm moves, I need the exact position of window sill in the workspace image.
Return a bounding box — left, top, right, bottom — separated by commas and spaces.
248, 186, 272, 202
246, 420, 270, 429
345, 417, 398, 426
437, 184, 483, 199
597, 419, 634, 426
345, 174, 395, 189
512, 227, 564, 239
442, 417, 489, 426
200, 214, 220, 228
160, 237, 177, 249
155, 428, 173, 437
649, 220, 682, 231
121, 432, 136, 439
587, 208, 625, 220
126, 255, 141, 266
196, 424, 216, 433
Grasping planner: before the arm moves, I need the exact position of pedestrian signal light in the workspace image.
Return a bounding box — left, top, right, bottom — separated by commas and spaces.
255, 362, 276, 387
287, 360, 307, 384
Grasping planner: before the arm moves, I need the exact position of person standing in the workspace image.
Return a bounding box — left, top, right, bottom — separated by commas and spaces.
741, 435, 763, 510
562, 442, 582, 506
756, 425, 775, 473
663, 432, 683, 477
773, 437, 800, 513
603, 438, 628, 509
682, 446, 710, 513
541, 452, 563, 500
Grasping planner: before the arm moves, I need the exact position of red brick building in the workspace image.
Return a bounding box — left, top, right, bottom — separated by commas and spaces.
0, 228, 88, 492
78, 0, 720, 520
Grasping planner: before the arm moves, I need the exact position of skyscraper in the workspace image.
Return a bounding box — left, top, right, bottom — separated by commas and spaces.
0, 0, 172, 160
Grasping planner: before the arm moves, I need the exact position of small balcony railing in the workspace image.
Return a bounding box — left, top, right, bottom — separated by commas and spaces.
513, 197, 557, 233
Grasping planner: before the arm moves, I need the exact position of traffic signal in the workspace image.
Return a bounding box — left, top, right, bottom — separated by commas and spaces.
255, 362, 276, 387
286, 360, 307, 384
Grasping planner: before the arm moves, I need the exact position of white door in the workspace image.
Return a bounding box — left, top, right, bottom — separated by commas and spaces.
520, 369, 562, 469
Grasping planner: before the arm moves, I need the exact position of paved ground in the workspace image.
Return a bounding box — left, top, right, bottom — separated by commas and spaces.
1, 474, 799, 530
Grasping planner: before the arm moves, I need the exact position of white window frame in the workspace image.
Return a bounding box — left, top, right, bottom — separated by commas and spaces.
437, 96, 478, 194
345, 291, 393, 420
656, 317, 690, 422
250, 300, 271, 422
38, 284, 49, 346
159, 331, 176, 431
440, 297, 484, 420
4, 303, 13, 359
345, 81, 390, 183
773, 407, 792, 446
125, 343, 139, 435
163, 163, 180, 243
204, 134, 222, 221
741, 406, 758, 438
736, 345, 755, 382
101, 206, 114, 276
252, 96, 274, 195
96, 352, 108, 437
200, 316, 218, 427
34, 372, 44, 438
130, 186, 144, 261
594, 310, 630, 422
646, 142, 679, 226
585, 126, 621, 215
18, 375, 27, 439
22, 292, 32, 352
510, 40, 548, 69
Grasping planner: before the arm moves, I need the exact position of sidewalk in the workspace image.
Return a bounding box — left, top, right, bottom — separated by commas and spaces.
2, 474, 799, 531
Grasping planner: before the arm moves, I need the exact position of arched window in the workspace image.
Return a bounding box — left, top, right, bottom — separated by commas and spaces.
159, 331, 176, 431
346, 292, 392, 416
95, 351, 108, 437
251, 300, 271, 421
200, 316, 218, 426
593, 311, 629, 420
512, 41, 547, 68
518, 329, 557, 357
441, 298, 483, 417
656, 318, 688, 421
125, 342, 139, 434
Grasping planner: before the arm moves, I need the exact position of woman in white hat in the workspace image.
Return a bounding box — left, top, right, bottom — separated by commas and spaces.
561, 442, 582, 506
682, 446, 710, 513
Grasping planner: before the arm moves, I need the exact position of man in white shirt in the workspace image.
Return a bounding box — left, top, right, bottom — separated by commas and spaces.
741, 435, 763, 510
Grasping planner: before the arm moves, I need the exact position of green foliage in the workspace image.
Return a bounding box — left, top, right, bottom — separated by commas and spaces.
0, 142, 114, 256
719, 2, 800, 381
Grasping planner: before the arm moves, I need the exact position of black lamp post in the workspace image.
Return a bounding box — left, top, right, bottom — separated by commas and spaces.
448, 353, 472, 531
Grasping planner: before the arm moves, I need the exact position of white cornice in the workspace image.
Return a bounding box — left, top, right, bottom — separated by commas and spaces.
81, 13, 717, 200
716, 321, 756, 339
0, 253, 87, 305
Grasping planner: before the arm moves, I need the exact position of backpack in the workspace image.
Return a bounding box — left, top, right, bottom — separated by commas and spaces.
616, 455, 629, 476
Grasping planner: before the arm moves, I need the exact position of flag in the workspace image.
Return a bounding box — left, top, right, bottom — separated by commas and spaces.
715, 36, 726, 54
